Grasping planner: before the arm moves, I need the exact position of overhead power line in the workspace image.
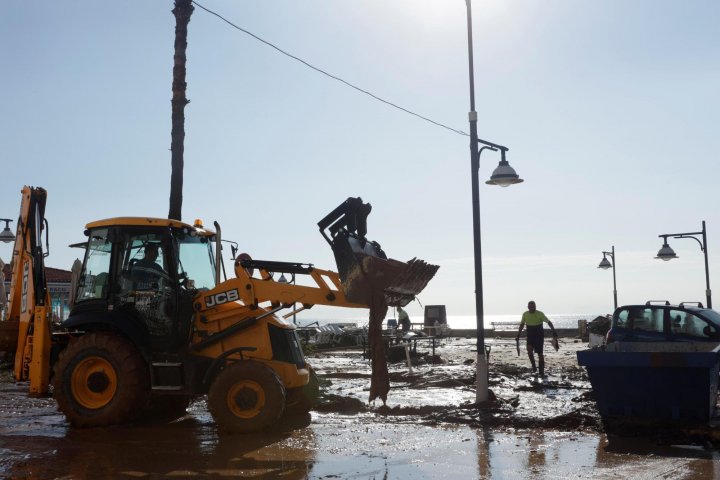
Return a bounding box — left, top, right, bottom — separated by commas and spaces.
192, 1, 469, 137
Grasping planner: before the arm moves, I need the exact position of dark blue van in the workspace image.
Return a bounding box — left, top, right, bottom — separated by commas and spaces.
606, 301, 720, 344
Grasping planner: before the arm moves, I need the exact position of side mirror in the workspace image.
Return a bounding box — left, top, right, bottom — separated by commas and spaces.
703, 325, 718, 338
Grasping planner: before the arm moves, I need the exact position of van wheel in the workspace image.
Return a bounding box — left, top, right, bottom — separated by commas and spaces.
208, 361, 285, 433
52, 333, 149, 427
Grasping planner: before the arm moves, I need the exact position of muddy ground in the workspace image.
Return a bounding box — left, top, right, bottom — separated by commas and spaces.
314, 336, 598, 429
0, 336, 719, 479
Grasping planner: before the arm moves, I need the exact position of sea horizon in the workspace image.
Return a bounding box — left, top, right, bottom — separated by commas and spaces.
293, 313, 608, 330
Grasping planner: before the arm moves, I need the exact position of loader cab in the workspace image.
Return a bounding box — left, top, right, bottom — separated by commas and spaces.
71, 218, 217, 351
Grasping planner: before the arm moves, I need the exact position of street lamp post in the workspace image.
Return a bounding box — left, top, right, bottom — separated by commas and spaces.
655, 221, 711, 309
597, 246, 617, 310
0, 218, 15, 321
0, 219, 15, 244
466, 0, 524, 403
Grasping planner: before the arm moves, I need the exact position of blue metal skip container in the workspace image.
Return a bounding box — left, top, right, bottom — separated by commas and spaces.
577, 342, 720, 422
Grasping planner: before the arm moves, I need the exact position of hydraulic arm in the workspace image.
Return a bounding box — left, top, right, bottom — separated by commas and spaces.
5, 186, 52, 394
194, 257, 366, 319
193, 197, 438, 320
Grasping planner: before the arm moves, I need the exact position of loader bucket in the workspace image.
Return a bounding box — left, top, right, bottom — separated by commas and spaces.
319, 198, 438, 307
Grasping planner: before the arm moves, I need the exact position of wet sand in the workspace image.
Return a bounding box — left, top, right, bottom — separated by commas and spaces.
0, 337, 718, 479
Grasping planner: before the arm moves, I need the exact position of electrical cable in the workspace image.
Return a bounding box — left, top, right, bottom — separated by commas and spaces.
192, 1, 469, 137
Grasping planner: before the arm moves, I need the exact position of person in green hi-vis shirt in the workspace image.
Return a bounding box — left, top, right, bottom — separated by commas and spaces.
516, 301, 557, 377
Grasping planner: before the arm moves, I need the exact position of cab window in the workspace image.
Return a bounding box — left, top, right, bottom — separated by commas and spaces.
628, 308, 664, 334
615, 309, 630, 328
114, 232, 175, 338
121, 235, 170, 292
175, 235, 216, 291
670, 309, 688, 335
76, 229, 112, 302
672, 309, 718, 338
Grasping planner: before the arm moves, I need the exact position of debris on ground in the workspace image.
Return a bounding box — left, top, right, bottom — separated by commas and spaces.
311, 337, 601, 432
367, 290, 390, 404
588, 315, 611, 335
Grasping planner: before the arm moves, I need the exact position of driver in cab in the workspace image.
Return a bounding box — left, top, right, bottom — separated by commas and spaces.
131, 244, 167, 290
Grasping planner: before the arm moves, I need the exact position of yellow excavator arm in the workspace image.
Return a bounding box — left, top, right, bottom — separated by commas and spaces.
193, 197, 439, 320
4, 186, 52, 394
194, 258, 367, 319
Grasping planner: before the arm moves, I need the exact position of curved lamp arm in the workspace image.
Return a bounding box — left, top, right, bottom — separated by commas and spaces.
673, 234, 705, 252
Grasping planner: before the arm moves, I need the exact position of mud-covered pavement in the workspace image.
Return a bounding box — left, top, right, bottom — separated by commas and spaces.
1, 337, 719, 479
315, 336, 599, 431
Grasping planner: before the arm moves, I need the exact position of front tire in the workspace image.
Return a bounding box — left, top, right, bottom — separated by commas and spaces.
52, 333, 149, 427
208, 361, 285, 433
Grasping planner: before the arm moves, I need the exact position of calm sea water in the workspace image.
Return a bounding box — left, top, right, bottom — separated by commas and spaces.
301, 313, 606, 330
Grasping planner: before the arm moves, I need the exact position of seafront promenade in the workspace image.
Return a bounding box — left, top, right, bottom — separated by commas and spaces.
447, 327, 581, 338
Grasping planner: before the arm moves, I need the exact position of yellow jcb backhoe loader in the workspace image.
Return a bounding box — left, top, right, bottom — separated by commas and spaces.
2, 187, 437, 432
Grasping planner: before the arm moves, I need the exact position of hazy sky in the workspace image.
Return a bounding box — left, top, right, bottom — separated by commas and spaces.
1, 1, 719, 321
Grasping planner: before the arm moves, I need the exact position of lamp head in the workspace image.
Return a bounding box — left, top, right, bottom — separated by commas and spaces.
278, 273, 288, 283
486, 150, 523, 187
598, 256, 612, 269
0, 219, 15, 244
655, 242, 678, 261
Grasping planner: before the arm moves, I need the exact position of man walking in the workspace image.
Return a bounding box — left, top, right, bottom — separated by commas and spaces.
516, 301, 557, 377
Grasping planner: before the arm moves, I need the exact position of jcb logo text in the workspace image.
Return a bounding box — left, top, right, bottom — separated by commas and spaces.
205, 289, 240, 308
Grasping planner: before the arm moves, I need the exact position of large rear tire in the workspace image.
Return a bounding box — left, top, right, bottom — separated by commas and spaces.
208, 361, 285, 433
52, 332, 149, 427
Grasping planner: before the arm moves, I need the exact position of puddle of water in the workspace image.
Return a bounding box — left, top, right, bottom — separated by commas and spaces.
307, 418, 720, 480
0, 383, 68, 438
0, 398, 717, 478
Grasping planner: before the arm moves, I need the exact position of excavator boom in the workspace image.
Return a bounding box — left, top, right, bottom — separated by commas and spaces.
194, 257, 366, 316
3, 186, 52, 394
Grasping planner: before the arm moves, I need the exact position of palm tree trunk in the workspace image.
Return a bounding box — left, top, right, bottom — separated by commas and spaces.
169, 0, 194, 221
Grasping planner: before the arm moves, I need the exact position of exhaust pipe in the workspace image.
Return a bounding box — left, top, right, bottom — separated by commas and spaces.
214, 221, 222, 285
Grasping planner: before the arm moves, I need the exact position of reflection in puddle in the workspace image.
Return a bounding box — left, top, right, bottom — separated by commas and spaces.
477, 430, 598, 479
0, 401, 718, 479
2, 414, 319, 479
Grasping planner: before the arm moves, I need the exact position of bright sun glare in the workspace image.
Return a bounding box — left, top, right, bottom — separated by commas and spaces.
398, 0, 508, 30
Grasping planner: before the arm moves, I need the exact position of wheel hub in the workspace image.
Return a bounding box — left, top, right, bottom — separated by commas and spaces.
233, 387, 258, 410
227, 380, 265, 419
87, 372, 110, 393
71, 356, 118, 410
